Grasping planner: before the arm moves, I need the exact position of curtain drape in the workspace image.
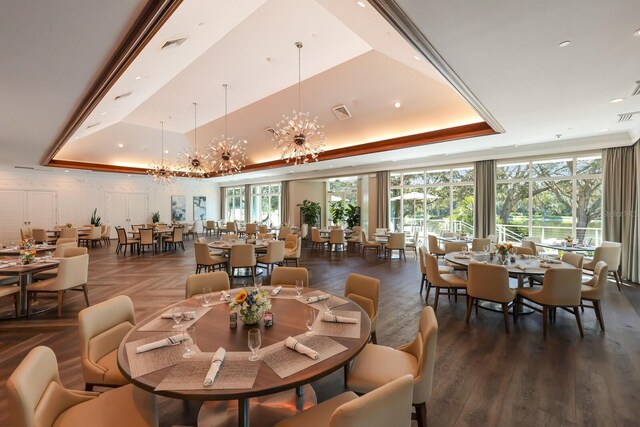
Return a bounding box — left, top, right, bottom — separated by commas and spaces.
219, 187, 226, 220
603, 142, 639, 283
281, 181, 290, 226
376, 171, 389, 229
474, 160, 496, 238
244, 184, 251, 224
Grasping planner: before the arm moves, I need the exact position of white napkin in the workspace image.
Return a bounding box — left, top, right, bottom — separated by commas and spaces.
136, 334, 186, 353
469, 259, 487, 264
220, 290, 231, 301
454, 254, 472, 259
539, 262, 551, 268
515, 264, 526, 271
306, 294, 330, 304
271, 286, 282, 296
321, 312, 357, 324
160, 311, 196, 320
203, 347, 226, 386
285, 336, 319, 360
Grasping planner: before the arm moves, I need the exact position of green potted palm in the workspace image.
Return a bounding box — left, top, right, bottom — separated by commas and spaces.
345, 203, 360, 229
329, 201, 346, 227
90, 208, 102, 227
297, 200, 321, 228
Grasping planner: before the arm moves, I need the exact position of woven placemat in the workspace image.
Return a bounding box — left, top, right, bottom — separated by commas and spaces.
125, 332, 200, 378
138, 306, 211, 332
312, 310, 361, 339
299, 291, 351, 311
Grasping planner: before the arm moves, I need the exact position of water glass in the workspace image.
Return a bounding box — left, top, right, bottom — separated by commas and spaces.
248, 329, 261, 361
295, 280, 304, 297
483, 245, 490, 254
324, 296, 334, 314
255, 277, 262, 289
182, 326, 196, 359
171, 304, 184, 328
203, 287, 212, 305
305, 307, 316, 336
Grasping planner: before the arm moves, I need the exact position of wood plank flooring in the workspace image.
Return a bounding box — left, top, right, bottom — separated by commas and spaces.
1, 239, 639, 426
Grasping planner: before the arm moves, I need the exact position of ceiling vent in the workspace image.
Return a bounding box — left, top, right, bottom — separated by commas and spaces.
86, 122, 101, 129
332, 105, 352, 120
618, 111, 639, 123
264, 127, 278, 137
161, 37, 187, 50
14, 166, 34, 170
114, 91, 132, 101
631, 80, 640, 96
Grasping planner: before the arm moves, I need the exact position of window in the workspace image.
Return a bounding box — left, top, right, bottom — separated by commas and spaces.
327, 177, 358, 227
495, 155, 602, 244
389, 166, 474, 239
225, 186, 245, 221
250, 183, 281, 226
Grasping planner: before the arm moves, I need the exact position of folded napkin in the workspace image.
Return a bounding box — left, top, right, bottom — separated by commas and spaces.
285, 336, 319, 360
539, 262, 551, 268
0, 264, 9, 269
515, 264, 526, 271
136, 334, 186, 353
321, 312, 357, 324
271, 286, 282, 296
220, 290, 231, 302
160, 311, 196, 320
454, 254, 472, 259
203, 347, 226, 386
469, 259, 487, 264
306, 294, 330, 303
547, 259, 562, 264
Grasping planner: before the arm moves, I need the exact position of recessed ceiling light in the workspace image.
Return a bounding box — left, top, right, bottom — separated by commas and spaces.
600, 128, 609, 132
634, 28, 640, 36
413, 55, 421, 61
101, 111, 107, 115
558, 40, 571, 47
610, 98, 625, 103
394, 102, 401, 108
127, 174, 132, 177
64, 170, 69, 173
356, 1, 366, 8
134, 75, 142, 80
74, 136, 79, 139
164, 150, 169, 154
118, 143, 124, 148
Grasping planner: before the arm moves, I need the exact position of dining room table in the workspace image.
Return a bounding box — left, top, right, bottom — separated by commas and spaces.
0, 244, 56, 256
117, 287, 370, 427
437, 236, 474, 244
535, 242, 596, 253
0, 258, 60, 317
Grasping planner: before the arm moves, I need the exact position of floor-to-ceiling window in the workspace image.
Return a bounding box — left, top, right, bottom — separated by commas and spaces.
326, 177, 358, 227
495, 154, 602, 243
225, 186, 245, 221
250, 183, 281, 226
389, 166, 474, 238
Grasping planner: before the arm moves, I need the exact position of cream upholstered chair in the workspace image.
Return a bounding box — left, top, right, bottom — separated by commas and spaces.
257, 232, 274, 241
514, 246, 534, 255
78, 295, 135, 390
194, 242, 228, 274
55, 237, 77, 247
33, 247, 87, 281
185, 271, 230, 299
257, 240, 285, 275
581, 261, 608, 331
344, 273, 380, 344
226, 221, 237, 234
441, 231, 455, 238
6, 346, 158, 427
138, 228, 156, 254
184, 221, 198, 241
59, 227, 78, 239
115, 227, 139, 256
405, 231, 419, 256
245, 223, 258, 238
26, 254, 89, 317
425, 252, 467, 312
230, 244, 256, 283
53, 241, 77, 257
0, 279, 20, 318
466, 263, 516, 333
471, 238, 491, 252
204, 220, 215, 236
163, 226, 185, 251
20, 227, 33, 240
516, 268, 584, 337
444, 241, 469, 272
427, 234, 445, 259
258, 224, 268, 234
100, 225, 111, 246
222, 233, 239, 242
79, 227, 102, 248
583, 242, 622, 291
31, 228, 49, 244
520, 240, 538, 256
284, 236, 302, 267
329, 228, 346, 252
311, 227, 329, 251
271, 267, 309, 288
361, 230, 381, 255
347, 306, 438, 427
418, 246, 452, 301
347, 226, 362, 252
384, 232, 406, 261
562, 252, 584, 269
275, 375, 413, 427
278, 226, 291, 240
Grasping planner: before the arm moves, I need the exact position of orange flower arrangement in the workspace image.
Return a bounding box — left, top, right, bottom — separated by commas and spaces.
235, 290, 248, 304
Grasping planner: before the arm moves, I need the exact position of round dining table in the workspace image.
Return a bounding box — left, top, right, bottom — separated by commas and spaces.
117, 287, 370, 427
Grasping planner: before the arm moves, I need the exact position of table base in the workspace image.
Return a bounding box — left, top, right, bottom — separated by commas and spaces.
233, 267, 264, 278
197, 384, 316, 427
478, 301, 534, 315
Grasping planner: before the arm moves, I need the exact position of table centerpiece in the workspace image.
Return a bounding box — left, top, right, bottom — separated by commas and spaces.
495, 242, 513, 264
19, 249, 36, 265
229, 288, 272, 325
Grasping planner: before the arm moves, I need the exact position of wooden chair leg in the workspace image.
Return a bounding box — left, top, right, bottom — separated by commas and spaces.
57, 291, 64, 317
13, 293, 19, 318
433, 288, 440, 312
594, 300, 605, 331
542, 306, 548, 337
343, 362, 349, 389
370, 330, 377, 344
613, 271, 622, 291
502, 303, 510, 334
574, 306, 584, 337
425, 282, 431, 305
420, 274, 426, 294
85, 384, 94, 391
414, 402, 427, 427
514, 297, 519, 324
82, 284, 90, 306
465, 296, 474, 324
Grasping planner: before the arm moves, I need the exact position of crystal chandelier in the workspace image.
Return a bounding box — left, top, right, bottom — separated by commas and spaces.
209, 84, 247, 176
272, 42, 325, 165
146, 121, 177, 185
180, 102, 210, 177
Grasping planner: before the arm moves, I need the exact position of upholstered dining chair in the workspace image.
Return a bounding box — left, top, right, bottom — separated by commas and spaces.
245, 223, 258, 238
284, 236, 302, 267
444, 241, 469, 273
344, 273, 380, 344
347, 306, 438, 427
226, 221, 237, 234
6, 346, 158, 427
311, 227, 329, 251
55, 237, 77, 247
466, 263, 516, 333
33, 247, 87, 280
138, 228, 156, 254
516, 268, 584, 337
31, 228, 49, 244
163, 226, 185, 251
405, 231, 419, 256
185, 271, 230, 299
257, 240, 285, 275
329, 228, 346, 253
275, 375, 413, 427
59, 227, 78, 239
53, 241, 77, 257
471, 238, 491, 252
20, 227, 33, 240
100, 225, 111, 246
115, 227, 139, 256
384, 232, 406, 260
347, 226, 362, 252
194, 242, 228, 274
258, 224, 268, 234
361, 230, 381, 256
26, 254, 89, 317
271, 266, 309, 288
0, 278, 20, 318
580, 261, 608, 331
520, 239, 538, 256
562, 252, 584, 269
82, 227, 102, 248
78, 295, 135, 391
257, 232, 274, 241
230, 244, 256, 283
418, 246, 452, 299
427, 234, 446, 259
583, 242, 622, 291
514, 246, 534, 256
425, 252, 467, 311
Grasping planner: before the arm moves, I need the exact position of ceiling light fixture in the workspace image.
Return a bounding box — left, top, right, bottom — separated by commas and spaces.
610, 98, 625, 103
147, 121, 177, 185
558, 40, 571, 47
600, 128, 609, 132
180, 102, 210, 177
272, 42, 325, 165
208, 84, 247, 176
357, 1, 366, 8
118, 143, 124, 148
394, 102, 401, 108
413, 55, 421, 61
634, 28, 640, 36
134, 75, 143, 80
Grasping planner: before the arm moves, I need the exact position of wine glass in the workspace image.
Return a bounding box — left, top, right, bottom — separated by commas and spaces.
295, 280, 304, 298
203, 287, 212, 305
483, 244, 490, 254
248, 329, 261, 361
255, 277, 262, 290
305, 307, 316, 336
324, 295, 334, 314
171, 304, 184, 328
182, 326, 196, 359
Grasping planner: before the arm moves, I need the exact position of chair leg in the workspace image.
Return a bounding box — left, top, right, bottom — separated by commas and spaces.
370, 330, 377, 344
574, 306, 584, 337
82, 284, 90, 306
420, 274, 426, 294
425, 282, 431, 305
593, 300, 605, 331
514, 297, 519, 324
13, 293, 19, 318
343, 362, 349, 389
613, 271, 622, 291
542, 306, 548, 337
465, 296, 474, 324
57, 291, 64, 317
414, 402, 427, 427
502, 303, 510, 334
85, 384, 94, 391
433, 287, 440, 312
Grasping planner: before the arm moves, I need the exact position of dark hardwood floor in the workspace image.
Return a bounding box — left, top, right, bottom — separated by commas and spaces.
1, 238, 639, 426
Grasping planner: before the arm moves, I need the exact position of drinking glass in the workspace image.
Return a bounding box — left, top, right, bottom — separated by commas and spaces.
202, 287, 212, 305
248, 329, 261, 361
305, 307, 316, 336
44, 251, 52, 261
324, 295, 334, 314
483, 244, 490, 254
182, 326, 196, 359
255, 277, 262, 289
295, 280, 304, 298
171, 304, 184, 328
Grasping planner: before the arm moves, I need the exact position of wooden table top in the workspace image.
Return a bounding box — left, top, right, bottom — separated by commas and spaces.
0, 260, 59, 275
0, 245, 56, 255
117, 288, 370, 401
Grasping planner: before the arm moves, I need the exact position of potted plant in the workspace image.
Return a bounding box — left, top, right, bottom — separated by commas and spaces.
90, 208, 102, 227
297, 200, 321, 228
345, 203, 360, 229
151, 211, 160, 224
329, 200, 346, 226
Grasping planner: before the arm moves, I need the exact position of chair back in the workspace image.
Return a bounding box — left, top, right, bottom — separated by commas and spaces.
257, 233, 273, 241
278, 226, 291, 240
32, 229, 48, 243
59, 228, 78, 239
584, 261, 609, 300
467, 263, 513, 302
263, 240, 285, 263
226, 222, 237, 233
425, 252, 447, 287
246, 223, 257, 235
471, 238, 491, 252
444, 241, 467, 253
116, 227, 127, 244
386, 232, 405, 249
55, 238, 77, 246
271, 267, 309, 288
520, 240, 537, 255
185, 271, 230, 298
418, 246, 428, 274
514, 246, 533, 255
172, 226, 184, 242
330, 229, 345, 244
53, 242, 76, 257
290, 237, 302, 258
194, 242, 214, 264
101, 226, 111, 238
595, 243, 621, 270
64, 247, 88, 258
139, 228, 154, 245
20, 227, 33, 240
562, 252, 584, 269
539, 268, 583, 306
131, 224, 140, 232
344, 273, 380, 325
51, 254, 89, 291
330, 375, 413, 427
441, 231, 455, 238
258, 225, 268, 234
427, 234, 443, 255
311, 227, 322, 242
284, 234, 297, 249
230, 244, 256, 268
404, 306, 438, 404
156, 223, 168, 231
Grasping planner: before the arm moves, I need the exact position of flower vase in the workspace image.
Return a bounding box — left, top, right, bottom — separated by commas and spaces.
239, 310, 262, 326
498, 254, 508, 265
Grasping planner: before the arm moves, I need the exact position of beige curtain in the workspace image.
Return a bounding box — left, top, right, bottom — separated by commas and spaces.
219, 187, 226, 220
474, 160, 496, 238
244, 184, 251, 224
281, 181, 290, 226
376, 171, 389, 228
603, 142, 639, 283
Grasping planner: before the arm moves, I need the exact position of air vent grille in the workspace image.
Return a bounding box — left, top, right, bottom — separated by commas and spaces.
332, 105, 352, 120
632, 80, 640, 96
618, 111, 639, 123
114, 92, 132, 101
14, 166, 34, 170
161, 37, 187, 50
